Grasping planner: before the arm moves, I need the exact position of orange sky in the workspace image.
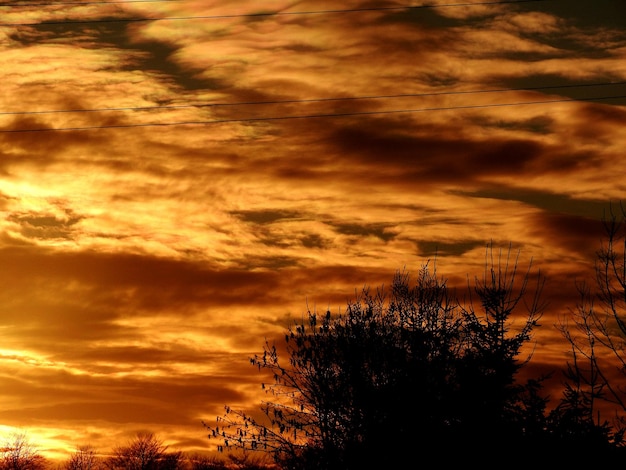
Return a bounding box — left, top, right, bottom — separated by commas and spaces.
0, 0, 625, 463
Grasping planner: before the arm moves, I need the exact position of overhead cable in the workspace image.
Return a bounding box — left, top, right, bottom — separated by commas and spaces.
1, 92, 623, 133
1, 80, 623, 117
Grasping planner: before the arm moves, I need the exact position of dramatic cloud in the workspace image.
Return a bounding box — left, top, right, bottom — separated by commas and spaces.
0, 0, 625, 462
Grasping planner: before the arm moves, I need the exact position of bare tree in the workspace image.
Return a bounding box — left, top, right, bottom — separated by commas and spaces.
64, 446, 102, 470
105, 433, 182, 470
0, 432, 47, 470
557, 202, 626, 442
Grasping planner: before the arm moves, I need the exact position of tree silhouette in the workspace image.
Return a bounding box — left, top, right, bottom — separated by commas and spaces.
206, 245, 551, 468
64, 446, 103, 470
105, 433, 183, 470
0, 432, 47, 470
556, 202, 626, 448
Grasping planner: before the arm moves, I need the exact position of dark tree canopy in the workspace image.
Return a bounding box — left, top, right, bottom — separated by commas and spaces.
207, 247, 589, 468
105, 433, 184, 470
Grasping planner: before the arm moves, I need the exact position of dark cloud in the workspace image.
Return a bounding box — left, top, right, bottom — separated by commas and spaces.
0, 246, 400, 359
577, 100, 626, 123
0, 116, 126, 168
0, 247, 293, 352
121, 38, 219, 91
570, 100, 626, 143
328, 122, 546, 182
235, 255, 302, 270
495, 73, 625, 91
13, 23, 120, 47
529, 1, 626, 31
230, 209, 304, 225
0, 246, 392, 303
0, 366, 249, 426
299, 233, 329, 249
327, 221, 398, 243
452, 187, 610, 219
378, 6, 468, 29
8, 210, 83, 241
491, 76, 626, 110
10, 9, 217, 91
529, 212, 607, 258
417, 240, 485, 258
0, 400, 190, 427
469, 114, 554, 135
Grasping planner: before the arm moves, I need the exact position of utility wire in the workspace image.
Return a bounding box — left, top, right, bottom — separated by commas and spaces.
1, 93, 623, 133
0, 0, 551, 26
1, 80, 623, 117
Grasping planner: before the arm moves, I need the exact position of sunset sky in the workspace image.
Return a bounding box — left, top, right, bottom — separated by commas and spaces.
1, 0, 625, 462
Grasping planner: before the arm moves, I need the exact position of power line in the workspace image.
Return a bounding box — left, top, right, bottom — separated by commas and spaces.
0, 0, 551, 27
2, 80, 623, 117
1, 93, 623, 133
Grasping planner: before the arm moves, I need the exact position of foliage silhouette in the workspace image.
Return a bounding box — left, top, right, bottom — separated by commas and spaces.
0, 432, 47, 470
556, 202, 626, 448
205, 245, 560, 468
105, 433, 184, 470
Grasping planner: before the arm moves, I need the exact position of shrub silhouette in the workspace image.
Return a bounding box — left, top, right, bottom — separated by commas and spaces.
206, 246, 573, 468
105, 433, 184, 470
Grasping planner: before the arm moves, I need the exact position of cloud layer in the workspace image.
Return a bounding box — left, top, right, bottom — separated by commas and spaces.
0, 0, 625, 461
